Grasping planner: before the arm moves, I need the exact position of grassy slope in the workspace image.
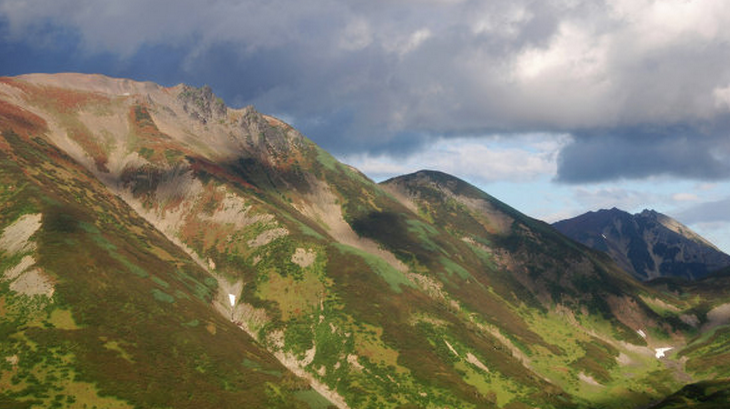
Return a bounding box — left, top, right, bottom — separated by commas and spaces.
378, 170, 720, 408
644, 270, 730, 407
0, 101, 321, 408
3, 75, 728, 408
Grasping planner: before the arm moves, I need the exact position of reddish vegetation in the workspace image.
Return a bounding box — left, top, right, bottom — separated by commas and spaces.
0, 100, 48, 137
130, 105, 167, 141
1, 77, 110, 171
161, 194, 185, 214
128, 104, 193, 165
263, 115, 293, 131
1, 77, 110, 113
67, 125, 110, 172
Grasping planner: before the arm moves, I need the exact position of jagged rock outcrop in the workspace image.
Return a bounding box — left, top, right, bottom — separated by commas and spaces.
177, 84, 227, 123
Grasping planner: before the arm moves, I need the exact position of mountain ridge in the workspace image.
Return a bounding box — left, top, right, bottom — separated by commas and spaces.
2, 73, 730, 408
553, 207, 730, 281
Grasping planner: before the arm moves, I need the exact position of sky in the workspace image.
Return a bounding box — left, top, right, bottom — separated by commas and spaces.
1, 0, 730, 253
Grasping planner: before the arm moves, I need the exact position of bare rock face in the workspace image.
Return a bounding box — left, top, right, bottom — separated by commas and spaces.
237, 106, 302, 158
177, 84, 227, 124
553, 208, 730, 281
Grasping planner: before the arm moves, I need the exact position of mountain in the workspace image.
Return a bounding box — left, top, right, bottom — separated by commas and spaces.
1, 73, 730, 408
644, 268, 730, 408
553, 208, 730, 281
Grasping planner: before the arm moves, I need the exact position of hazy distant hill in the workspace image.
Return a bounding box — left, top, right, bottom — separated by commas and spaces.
553, 208, 730, 281
2, 73, 730, 408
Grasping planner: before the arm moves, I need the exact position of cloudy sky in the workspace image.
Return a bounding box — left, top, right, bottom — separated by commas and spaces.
2, 0, 730, 252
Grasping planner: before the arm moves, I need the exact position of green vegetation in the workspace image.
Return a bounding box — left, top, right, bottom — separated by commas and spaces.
2, 77, 727, 409
333, 243, 413, 292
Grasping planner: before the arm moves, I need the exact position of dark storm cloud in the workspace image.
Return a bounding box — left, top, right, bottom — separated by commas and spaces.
556, 123, 730, 183
3, 0, 730, 180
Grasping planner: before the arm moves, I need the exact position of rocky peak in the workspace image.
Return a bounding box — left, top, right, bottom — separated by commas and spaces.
177, 84, 227, 124
554, 208, 730, 280
235, 106, 303, 160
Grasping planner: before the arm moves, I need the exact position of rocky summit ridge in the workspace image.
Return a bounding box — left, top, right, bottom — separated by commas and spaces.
553, 207, 730, 281
1, 73, 730, 408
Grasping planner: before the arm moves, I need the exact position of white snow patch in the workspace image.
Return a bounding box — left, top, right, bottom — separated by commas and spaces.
601, 234, 607, 239
655, 347, 673, 359
636, 329, 646, 338
228, 293, 236, 307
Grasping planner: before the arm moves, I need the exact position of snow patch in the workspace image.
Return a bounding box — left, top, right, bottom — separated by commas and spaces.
228, 293, 236, 307
636, 329, 646, 338
655, 347, 673, 359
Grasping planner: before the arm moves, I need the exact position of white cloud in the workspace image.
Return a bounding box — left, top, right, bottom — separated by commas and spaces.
4, 0, 730, 182
672, 193, 699, 202
572, 186, 658, 211
341, 134, 567, 183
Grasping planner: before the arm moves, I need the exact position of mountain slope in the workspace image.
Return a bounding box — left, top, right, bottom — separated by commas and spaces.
379, 170, 700, 406
0, 88, 322, 408
2, 73, 729, 408
553, 208, 730, 281
645, 269, 730, 408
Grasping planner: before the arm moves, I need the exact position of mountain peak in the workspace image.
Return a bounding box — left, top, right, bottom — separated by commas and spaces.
4, 72, 730, 408
638, 208, 659, 218
554, 208, 730, 280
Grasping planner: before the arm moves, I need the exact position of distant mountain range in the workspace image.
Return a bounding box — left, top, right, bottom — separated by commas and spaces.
553, 208, 730, 281
2, 73, 730, 408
